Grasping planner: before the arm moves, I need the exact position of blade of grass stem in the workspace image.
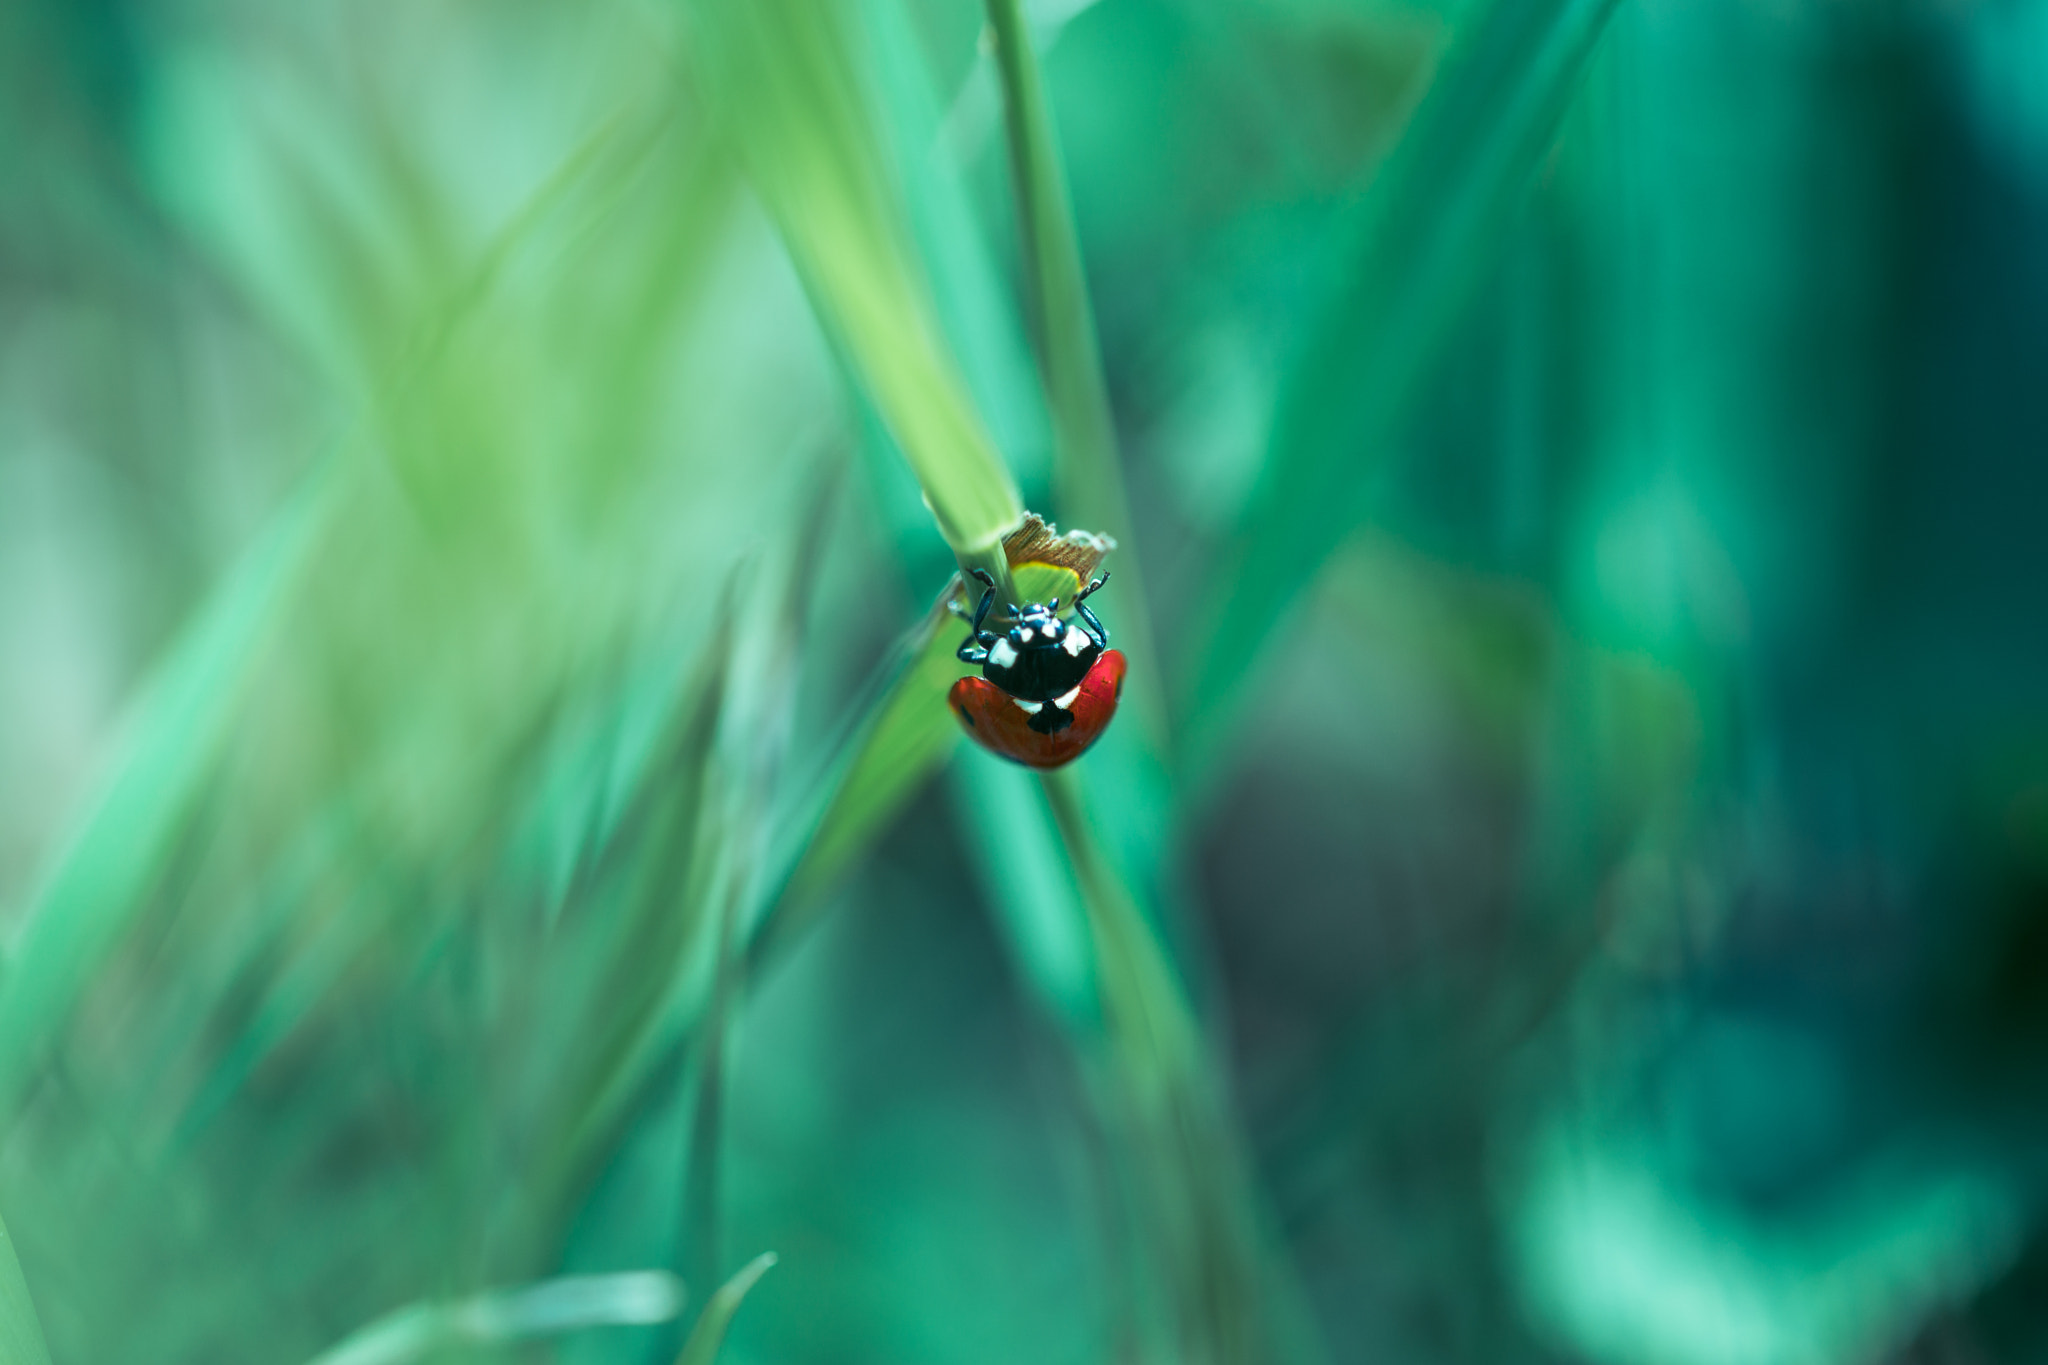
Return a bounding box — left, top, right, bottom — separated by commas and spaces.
981, 0, 1118, 522
1037, 769, 1311, 1365
859, 0, 1049, 482
952, 751, 1102, 1035
671, 1253, 777, 1365
680, 881, 738, 1304
680, 513, 820, 1308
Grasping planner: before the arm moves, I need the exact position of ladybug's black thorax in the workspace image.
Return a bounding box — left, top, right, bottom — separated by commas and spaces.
982, 619, 1100, 702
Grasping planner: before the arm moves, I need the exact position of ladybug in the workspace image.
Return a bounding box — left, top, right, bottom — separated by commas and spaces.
948, 567, 1127, 770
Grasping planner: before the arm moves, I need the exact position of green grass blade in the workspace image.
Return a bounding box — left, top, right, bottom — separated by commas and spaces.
1183, 0, 1624, 760
857, 0, 1049, 484
671, 1252, 776, 1365
551, 600, 739, 1185
759, 592, 960, 951
0, 466, 332, 1118
1043, 766, 1317, 1365
685, 0, 1022, 567
952, 750, 1101, 1033
681, 894, 737, 1300
0, 1210, 52, 1365
304, 1271, 685, 1365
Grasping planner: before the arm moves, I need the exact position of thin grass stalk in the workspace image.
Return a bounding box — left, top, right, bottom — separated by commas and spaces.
680, 536, 811, 1324
1039, 770, 1283, 1365
979, 0, 1116, 512
301, 1271, 686, 1365
981, 11, 1294, 1358
980, 0, 1168, 740
671, 1252, 777, 1365
680, 877, 741, 1313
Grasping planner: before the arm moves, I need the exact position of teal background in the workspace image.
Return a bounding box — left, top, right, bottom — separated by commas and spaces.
2, 0, 2047, 1361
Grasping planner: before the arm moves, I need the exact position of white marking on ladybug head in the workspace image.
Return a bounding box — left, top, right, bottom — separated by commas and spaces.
1055, 685, 1081, 709
989, 639, 1019, 669
1062, 630, 1089, 657
1013, 698, 1043, 714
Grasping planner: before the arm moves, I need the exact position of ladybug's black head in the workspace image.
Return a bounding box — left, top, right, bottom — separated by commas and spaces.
1010, 600, 1069, 642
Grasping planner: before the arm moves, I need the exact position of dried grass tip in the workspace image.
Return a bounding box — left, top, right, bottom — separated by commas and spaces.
1001, 512, 1117, 580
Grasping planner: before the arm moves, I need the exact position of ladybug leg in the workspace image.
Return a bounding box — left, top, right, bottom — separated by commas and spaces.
1074, 597, 1110, 650
1063, 572, 1110, 647
955, 571, 999, 664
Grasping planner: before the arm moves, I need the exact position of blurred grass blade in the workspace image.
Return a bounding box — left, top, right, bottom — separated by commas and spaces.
0, 466, 332, 1116
858, 0, 1048, 481
305, 1271, 684, 1365
952, 751, 1101, 1033
549, 588, 741, 1188
1185, 0, 1623, 758
753, 586, 962, 960
0, 1211, 52, 1365
672, 1252, 776, 1365
685, 0, 1023, 568
682, 884, 739, 1297
1035, 770, 1238, 1364
680, 508, 828, 1298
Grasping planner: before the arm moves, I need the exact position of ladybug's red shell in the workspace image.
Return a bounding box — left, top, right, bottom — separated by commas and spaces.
949, 649, 1127, 770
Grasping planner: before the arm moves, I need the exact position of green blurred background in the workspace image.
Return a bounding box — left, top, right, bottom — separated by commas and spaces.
4, 0, 2047, 1361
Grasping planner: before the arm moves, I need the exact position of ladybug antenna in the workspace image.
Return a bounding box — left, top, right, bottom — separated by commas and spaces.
1048, 596, 1061, 611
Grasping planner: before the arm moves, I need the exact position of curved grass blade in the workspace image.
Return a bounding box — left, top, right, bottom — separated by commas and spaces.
672, 1252, 776, 1365
858, 0, 1049, 487
681, 500, 833, 1300
767, 591, 962, 935
303, 1271, 684, 1365
1036, 769, 1292, 1365
0, 465, 333, 1118
1183, 0, 1625, 766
